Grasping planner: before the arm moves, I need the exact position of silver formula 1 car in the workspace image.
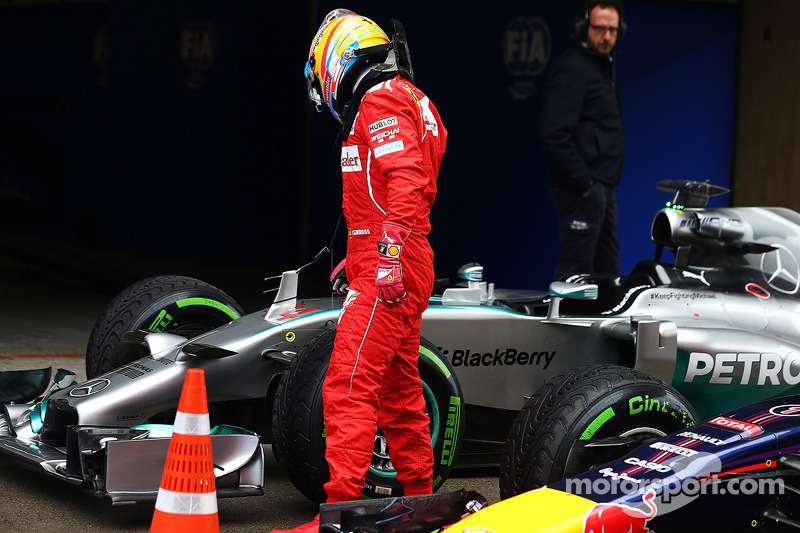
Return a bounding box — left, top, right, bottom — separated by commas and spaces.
3, 180, 800, 506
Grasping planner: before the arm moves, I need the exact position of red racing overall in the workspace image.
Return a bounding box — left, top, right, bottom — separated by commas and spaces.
323, 75, 447, 502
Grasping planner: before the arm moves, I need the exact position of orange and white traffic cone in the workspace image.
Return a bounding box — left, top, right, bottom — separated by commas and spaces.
150, 368, 219, 533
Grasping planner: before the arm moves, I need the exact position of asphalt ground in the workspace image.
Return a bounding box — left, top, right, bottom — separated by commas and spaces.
0, 252, 500, 532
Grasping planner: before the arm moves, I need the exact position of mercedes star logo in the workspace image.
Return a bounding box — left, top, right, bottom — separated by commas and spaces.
761, 243, 800, 295
69, 378, 111, 397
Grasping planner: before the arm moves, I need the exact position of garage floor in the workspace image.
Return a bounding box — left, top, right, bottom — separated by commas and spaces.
0, 251, 112, 380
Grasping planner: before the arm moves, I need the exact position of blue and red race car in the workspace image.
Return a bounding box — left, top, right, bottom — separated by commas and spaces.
319, 392, 800, 532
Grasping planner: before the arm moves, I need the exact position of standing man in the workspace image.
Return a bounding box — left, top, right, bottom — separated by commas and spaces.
540, 0, 626, 280
273, 9, 447, 533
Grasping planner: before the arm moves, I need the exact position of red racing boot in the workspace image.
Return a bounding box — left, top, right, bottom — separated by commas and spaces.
270, 514, 319, 533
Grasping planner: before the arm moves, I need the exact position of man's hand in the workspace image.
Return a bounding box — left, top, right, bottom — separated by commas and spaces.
330, 258, 348, 294
375, 221, 411, 308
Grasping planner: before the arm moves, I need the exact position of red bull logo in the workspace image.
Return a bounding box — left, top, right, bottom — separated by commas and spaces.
583, 489, 657, 533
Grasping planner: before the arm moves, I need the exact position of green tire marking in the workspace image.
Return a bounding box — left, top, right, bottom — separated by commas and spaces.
419, 345, 451, 378
440, 396, 461, 467
148, 310, 170, 331
580, 406, 615, 440
176, 297, 240, 320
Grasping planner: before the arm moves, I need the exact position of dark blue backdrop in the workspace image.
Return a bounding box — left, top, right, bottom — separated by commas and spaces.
0, 1, 738, 293
311, 1, 738, 288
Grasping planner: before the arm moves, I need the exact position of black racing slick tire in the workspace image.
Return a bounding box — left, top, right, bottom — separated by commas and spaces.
272, 329, 464, 504
85, 275, 245, 379
499, 364, 698, 500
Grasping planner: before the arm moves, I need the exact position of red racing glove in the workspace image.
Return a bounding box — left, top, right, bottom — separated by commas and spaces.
375, 221, 411, 308
330, 258, 349, 294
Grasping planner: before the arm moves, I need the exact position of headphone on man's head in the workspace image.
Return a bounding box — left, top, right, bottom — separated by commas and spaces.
572, 0, 627, 40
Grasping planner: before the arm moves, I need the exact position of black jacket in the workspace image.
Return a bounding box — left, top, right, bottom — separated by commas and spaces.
539, 42, 624, 193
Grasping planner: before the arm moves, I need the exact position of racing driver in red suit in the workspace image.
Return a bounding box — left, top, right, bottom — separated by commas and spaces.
272, 9, 447, 533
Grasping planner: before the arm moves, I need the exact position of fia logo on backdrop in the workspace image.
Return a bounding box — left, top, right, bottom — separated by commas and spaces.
182, 20, 217, 89
503, 17, 551, 100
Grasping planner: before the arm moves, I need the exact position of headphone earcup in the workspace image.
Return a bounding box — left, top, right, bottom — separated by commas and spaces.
617, 17, 627, 39
572, 8, 589, 40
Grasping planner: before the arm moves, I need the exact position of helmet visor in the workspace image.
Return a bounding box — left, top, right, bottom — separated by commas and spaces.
317, 8, 355, 35
304, 58, 324, 111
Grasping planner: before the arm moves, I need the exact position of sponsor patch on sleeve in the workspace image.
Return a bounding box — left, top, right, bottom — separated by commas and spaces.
341, 145, 362, 172
371, 127, 400, 143
374, 140, 404, 159
368, 116, 398, 133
